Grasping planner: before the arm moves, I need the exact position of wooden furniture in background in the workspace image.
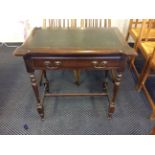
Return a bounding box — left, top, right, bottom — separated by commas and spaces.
129, 19, 155, 120
42, 19, 77, 28
131, 19, 155, 78
150, 126, 155, 134
126, 19, 155, 50
136, 47, 155, 120
80, 19, 111, 28
13, 27, 136, 119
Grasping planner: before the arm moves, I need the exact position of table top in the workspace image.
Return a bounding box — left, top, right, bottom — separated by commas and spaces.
14, 27, 136, 56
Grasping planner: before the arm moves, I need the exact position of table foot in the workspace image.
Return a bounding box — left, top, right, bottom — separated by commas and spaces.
107, 114, 112, 119
75, 81, 80, 86
37, 104, 44, 119
150, 112, 155, 121
74, 70, 80, 86
108, 104, 115, 119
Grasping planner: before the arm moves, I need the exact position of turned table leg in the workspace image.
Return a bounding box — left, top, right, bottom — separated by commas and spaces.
29, 73, 44, 119
108, 71, 123, 119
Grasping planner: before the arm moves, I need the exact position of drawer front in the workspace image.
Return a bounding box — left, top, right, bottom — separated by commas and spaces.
32, 58, 121, 70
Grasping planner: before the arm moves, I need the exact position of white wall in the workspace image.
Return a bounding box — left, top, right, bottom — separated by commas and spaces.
0, 19, 129, 42
0, 20, 24, 42
112, 19, 129, 36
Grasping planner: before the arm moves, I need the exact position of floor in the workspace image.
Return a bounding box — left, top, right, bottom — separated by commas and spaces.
0, 44, 155, 135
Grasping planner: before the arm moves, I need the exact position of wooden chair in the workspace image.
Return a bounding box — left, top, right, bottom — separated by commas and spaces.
129, 19, 155, 78
40, 19, 78, 86
134, 20, 155, 120
136, 47, 155, 120
80, 19, 111, 28
126, 19, 155, 50
42, 19, 77, 29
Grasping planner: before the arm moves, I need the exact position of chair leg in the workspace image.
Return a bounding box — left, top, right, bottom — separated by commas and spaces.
133, 41, 138, 51
129, 56, 135, 70
150, 110, 155, 121
129, 41, 139, 71
136, 61, 150, 92
74, 69, 80, 86
125, 32, 130, 41
150, 126, 155, 135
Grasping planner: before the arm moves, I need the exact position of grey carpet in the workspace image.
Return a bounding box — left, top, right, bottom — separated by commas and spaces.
0, 45, 155, 135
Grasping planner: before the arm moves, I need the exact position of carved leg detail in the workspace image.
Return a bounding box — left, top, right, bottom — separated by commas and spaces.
108, 72, 122, 119
29, 73, 44, 119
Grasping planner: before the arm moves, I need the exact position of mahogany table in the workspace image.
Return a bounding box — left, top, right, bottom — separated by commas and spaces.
13, 27, 136, 119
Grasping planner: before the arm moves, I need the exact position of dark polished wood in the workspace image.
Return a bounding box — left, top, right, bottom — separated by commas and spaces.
150, 126, 155, 135
108, 70, 123, 118
29, 72, 44, 119
14, 27, 136, 119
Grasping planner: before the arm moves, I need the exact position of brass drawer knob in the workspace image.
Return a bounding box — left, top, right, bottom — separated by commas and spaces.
54, 61, 62, 66
92, 61, 98, 65
101, 61, 108, 65
44, 60, 51, 66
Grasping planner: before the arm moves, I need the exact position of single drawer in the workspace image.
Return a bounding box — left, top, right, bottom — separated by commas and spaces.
31, 58, 121, 70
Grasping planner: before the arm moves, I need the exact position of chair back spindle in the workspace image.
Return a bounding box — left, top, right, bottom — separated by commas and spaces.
42, 19, 77, 29
80, 19, 111, 28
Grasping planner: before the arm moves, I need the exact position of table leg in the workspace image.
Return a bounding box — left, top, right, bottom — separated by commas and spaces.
43, 70, 50, 93
29, 73, 44, 119
108, 71, 123, 118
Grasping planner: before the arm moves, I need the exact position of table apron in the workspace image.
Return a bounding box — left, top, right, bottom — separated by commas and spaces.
30, 58, 124, 70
